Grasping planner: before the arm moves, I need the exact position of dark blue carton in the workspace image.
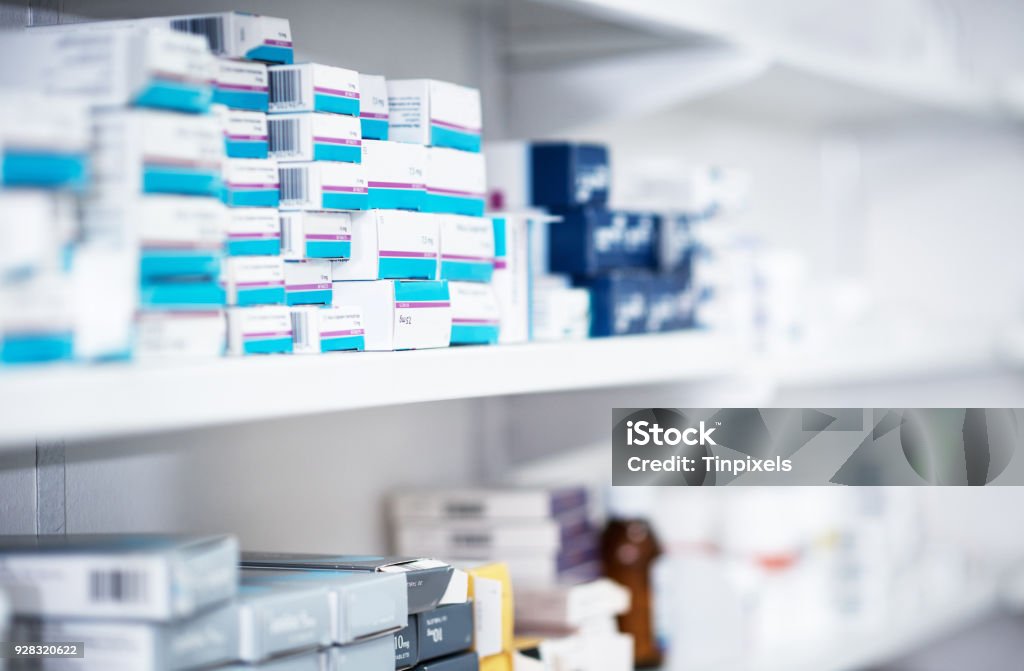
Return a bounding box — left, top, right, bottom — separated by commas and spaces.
530, 143, 609, 208
575, 272, 650, 337
549, 209, 658, 276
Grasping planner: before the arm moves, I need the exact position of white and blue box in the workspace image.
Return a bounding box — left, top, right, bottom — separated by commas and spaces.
0, 191, 77, 281
92, 108, 223, 197
548, 209, 658, 276
284, 259, 332, 306
269, 63, 360, 115
0, 273, 74, 365
574, 272, 649, 337
136, 196, 226, 282
290, 305, 365, 354
331, 210, 438, 281
227, 208, 281, 256
387, 79, 481, 153
359, 73, 390, 140
269, 112, 362, 163
135, 310, 227, 359
484, 142, 609, 210
140, 280, 226, 311
331, 280, 451, 351
0, 534, 239, 621
0, 91, 89, 190
448, 281, 500, 346
217, 105, 269, 159
490, 214, 533, 344
362, 140, 426, 211
438, 215, 494, 283
224, 256, 286, 306
222, 158, 280, 207
278, 161, 367, 211
11, 25, 215, 113
424, 147, 486, 216
215, 58, 270, 111
242, 568, 408, 644
281, 211, 352, 260
227, 305, 293, 355
237, 578, 332, 662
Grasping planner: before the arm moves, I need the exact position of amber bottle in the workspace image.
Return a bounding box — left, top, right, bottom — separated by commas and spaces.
601, 492, 663, 668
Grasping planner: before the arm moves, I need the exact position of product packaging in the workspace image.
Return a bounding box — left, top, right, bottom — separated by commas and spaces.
269, 112, 362, 163
330, 210, 438, 281
362, 140, 427, 210
331, 280, 452, 351
388, 79, 481, 152
269, 63, 360, 115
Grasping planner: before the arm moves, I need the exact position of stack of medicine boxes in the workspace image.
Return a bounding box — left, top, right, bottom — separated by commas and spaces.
328, 78, 489, 351
0, 91, 89, 365
267, 62, 368, 355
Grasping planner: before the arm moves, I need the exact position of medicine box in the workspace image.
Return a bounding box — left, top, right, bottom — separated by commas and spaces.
395, 617, 419, 670
11, 26, 215, 113
134, 310, 227, 359
331, 280, 451, 351
414, 652, 480, 671
226, 306, 293, 355
69, 13, 294, 64
92, 108, 224, 197
415, 602, 474, 662
284, 259, 332, 306
0, 91, 89, 190
464, 563, 513, 658
222, 158, 280, 207
227, 208, 281, 256
27, 601, 239, 671
575, 272, 649, 337
0, 274, 74, 364
69, 244, 136, 363
438, 215, 494, 283
360, 73, 390, 140
531, 284, 589, 342
514, 579, 629, 631
281, 211, 352, 260
269, 63, 360, 115
236, 579, 332, 662
489, 214, 532, 344
0, 534, 239, 621
388, 79, 482, 152
331, 210, 438, 281
241, 555, 453, 616
530, 143, 610, 208
140, 280, 226, 311
362, 140, 427, 210
324, 634, 396, 671
269, 112, 362, 163
0, 192, 77, 281
449, 281, 500, 346
646, 274, 693, 333
215, 58, 270, 111
241, 568, 408, 644
289, 305, 365, 354
223, 256, 286, 306
216, 106, 270, 159
278, 161, 368, 211
425, 148, 486, 216
136, 196, 226, 281
548, 209, 657, 276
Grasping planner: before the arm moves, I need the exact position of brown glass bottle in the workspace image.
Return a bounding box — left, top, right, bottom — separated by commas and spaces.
602, 515, 663, 668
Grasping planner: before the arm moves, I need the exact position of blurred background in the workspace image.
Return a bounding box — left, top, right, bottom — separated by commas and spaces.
3, 1, 1024, 669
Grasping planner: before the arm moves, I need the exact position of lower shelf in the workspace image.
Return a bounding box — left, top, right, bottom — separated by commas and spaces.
0, 331, 744, 448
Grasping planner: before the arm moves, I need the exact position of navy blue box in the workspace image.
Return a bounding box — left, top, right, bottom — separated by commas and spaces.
395, 617, 419, 670
575, 272, 650, 337
414, 601, 473, 663
530, 143, 609, 208
548, 209, 658, 276
646, 273, 695, 332
414, 652, 479, 671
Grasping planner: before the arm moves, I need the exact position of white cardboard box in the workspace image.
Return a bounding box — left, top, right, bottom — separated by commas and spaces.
268, 112, 361, 163
269, 63, 359, 115
449, 281, 501, 345
361, 139, 426, 210
331, 280, 451, 351
135, 310, 226, 359
425, 147, 486, 216
358, 73, 389, 140
280, 211, 352, 261
226, 305, 293, 355
289, 305, 365, 354
330, 210, 438, 281
387, 79, 481, 152
277, 161, 367, 211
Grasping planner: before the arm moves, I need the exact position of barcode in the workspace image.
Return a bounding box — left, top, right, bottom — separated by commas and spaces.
268, 118, 301, 156
279, 167, 308, 204
89, 569, 147, 604
290, 312, 310, 347
169, 17, 225, 54
280, 214, 296, 255
269, 68, 303, 107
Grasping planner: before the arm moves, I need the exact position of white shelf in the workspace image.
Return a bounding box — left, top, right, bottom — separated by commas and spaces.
0, 332, 744, 448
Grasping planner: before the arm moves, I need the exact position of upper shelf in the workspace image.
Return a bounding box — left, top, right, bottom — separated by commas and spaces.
0, 332, 744, 448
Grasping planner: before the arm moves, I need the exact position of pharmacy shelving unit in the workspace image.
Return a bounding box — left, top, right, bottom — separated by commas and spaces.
0, 331, 746, 449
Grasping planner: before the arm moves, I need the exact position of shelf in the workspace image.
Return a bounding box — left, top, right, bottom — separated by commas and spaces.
0, 332, 744, 448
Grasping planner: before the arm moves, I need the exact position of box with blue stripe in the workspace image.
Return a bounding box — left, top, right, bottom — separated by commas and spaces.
278, 162, 367, 211
214, 59, 269, 111
216, 107, 269, 159
289, 305, 365, 354
359, 73, 390, 140
362, 140, 426, 211
222, 158, 280, 208
284, 259, 332, 306
331, 280, 451, 351
387, 79, 481, 153
281, 211, 351, 260
331, 210, 439, 281
449, 281, 501, 345
438, 215, 494, 283
424, 148, 486, 216
269, 63, 360, 116
0, 91, 90, 190
14, 26, 215, 113
227, 208, 281, 256
136, 196, 227, 282
135, 310, 227, 359
269, 113, 362, 164
227, 305, 293, 355
224, 256, 286, 306
0, 274, 74, 365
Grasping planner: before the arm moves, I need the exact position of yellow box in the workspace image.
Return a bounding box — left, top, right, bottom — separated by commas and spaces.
480, 652, 514, 671
466, 562, 514, 657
